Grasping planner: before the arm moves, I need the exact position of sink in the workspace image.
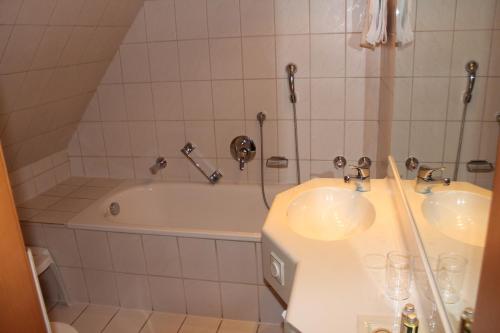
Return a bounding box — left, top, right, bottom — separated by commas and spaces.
422, 191, 490, 247
286, 187, 375, 241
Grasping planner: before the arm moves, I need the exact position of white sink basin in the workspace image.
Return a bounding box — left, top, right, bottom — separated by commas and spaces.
422, 191, 490, 247
286, 187, 375, 241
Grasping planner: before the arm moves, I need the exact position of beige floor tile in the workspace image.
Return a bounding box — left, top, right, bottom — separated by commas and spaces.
49, 303, 88, 324
179, 315, 221, 333
102, 308, 150, 333
257, 323, 283, 333
73, 304, 119, 333
140, 312, 186, 333
218, 319, 258, 333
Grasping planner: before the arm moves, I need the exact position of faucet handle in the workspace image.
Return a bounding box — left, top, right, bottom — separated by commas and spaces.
348, 164, 370, 178
418, 166, 445, 180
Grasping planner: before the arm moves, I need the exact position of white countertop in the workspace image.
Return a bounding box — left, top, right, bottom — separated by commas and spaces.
262, 178, 425, 333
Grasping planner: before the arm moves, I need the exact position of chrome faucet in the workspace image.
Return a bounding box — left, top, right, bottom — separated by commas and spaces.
149, 156, 167, 175
415, 166, 451, 193
344, 165, 371, 192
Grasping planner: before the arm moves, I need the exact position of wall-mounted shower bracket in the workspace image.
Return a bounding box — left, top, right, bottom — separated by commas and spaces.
181, 142, 223, 184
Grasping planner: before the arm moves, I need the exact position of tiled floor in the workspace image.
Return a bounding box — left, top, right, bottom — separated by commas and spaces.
49, 303, 283, 333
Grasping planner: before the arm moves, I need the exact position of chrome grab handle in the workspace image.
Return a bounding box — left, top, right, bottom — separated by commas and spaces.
181, 142, 223, 184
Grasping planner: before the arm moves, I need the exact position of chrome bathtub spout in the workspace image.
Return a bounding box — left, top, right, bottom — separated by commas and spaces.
344, 165, 371, 192
415, 166, 451, 194
149, 157, 167, 174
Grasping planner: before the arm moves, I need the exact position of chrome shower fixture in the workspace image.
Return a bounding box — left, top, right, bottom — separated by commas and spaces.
463, 60, 478, 104
149, 156, 167, 174
286, 63, 297, 104
230, 135, 256, 171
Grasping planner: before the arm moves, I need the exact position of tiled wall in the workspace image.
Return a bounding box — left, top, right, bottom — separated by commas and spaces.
68, 0, 386, 184
8, 150, 71, 204
386, 0, 500, 188
22, 222, 284, 323
0, 0, 144, 172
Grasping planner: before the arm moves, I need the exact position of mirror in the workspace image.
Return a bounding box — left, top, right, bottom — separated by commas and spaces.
387, 1, 499, 329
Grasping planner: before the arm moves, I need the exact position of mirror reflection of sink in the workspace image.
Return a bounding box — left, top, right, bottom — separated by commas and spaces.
422, 191, 491, 247
286, 187, 375, 241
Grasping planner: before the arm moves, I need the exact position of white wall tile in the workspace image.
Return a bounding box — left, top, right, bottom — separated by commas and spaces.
108, 157, 135, 179
98, 85, 127, 121
209, 38, 243, 79
44, 226, 81, 267
148, 42, 180, 82
59, 267, 89, 303
143, 235, 182, 277
311, 78, 345, 120
451, 31, 492, 77
156, 121, 185, 157
108, 232, 147, 274
416, 0, 456, 31
310, 0, 345, 33
221, 283, 259, 321
129, 121, 158, 157
212, 80, 245, 120
217, 240, 257, 284
274, 0, 309, 35
102, 122, 132, 157
215, 120, 245, 158
184, 279, 221, 317
409, 121, 446, 162
258, 285, 284, 324
276, 35, 310, 78
85, 269, 120, 306
116, 273, 152, 310
124, 83, 155, 120
144, 0, 176, 42
311, 34, 345, 77
244, 79, 277, 119
242, 37, 276, 79
178, 238, 218, 280
240, 0, 274, 36
411, 78, 450, 120
414, 32, 453, 77
175, 0, 208, 40
182, 81, 213, 120
207, 0, 241, 38
345, 78, 380, 120
310, 120, 344, 160
75, 230, 113, 270
120, 43, 151, 83
148, 276, 186, 313
178, 39, 211, 80
455, 0, 496, 30
344, 121, 379, 161
152, 82, 183, 120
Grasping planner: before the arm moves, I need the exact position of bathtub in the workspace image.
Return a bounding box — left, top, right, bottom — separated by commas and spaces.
68, 181, 290, 241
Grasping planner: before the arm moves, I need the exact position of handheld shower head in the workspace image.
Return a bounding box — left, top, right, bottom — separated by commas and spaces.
286, 63, 297, 104
464, 60, 478, 104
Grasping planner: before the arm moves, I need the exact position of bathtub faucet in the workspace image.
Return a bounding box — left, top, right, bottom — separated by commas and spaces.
150, 156, 167, 175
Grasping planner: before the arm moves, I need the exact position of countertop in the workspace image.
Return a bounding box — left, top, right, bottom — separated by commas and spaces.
262, 178, 425, 333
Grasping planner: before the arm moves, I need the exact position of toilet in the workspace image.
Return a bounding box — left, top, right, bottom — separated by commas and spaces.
26, 248, 79, 333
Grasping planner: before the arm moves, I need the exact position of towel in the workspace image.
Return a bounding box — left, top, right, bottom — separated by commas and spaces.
395, 0, 414, 46
361, 0, 388, 49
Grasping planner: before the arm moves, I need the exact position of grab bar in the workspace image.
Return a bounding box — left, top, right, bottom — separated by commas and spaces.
180, 142, 223, 184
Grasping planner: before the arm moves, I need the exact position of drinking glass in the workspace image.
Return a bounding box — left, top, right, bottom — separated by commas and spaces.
437, 253, 467, 304
386, 251, 411, 300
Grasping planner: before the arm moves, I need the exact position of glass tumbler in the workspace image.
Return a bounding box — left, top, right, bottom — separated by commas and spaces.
385, 251, 411, 301
437, 253, 467, 304
386, 251, 411, 300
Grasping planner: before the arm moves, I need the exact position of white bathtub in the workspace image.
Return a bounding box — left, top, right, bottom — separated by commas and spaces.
68, 181, 289, 241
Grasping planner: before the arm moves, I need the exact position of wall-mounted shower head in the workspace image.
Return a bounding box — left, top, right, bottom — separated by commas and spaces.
286, 63, 297, 104
464, 60, 478, 104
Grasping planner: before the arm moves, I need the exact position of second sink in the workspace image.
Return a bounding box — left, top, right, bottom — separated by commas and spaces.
286, 187, 375, 241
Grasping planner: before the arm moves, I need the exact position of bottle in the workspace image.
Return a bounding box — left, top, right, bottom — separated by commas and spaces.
400, 303, 416, 329
401, 313, 419, 333
459, 307, 474, 333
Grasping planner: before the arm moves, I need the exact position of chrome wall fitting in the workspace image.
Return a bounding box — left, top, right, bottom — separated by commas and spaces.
266, 156, 288, 168
181, 142, 223, 184
344, 164, 371, 192
333, 156, 347, 169
230, 136, 256, 171
466, 160, 494, 173
149, 156, 167, 174
415, 166, 451, 193
109, 202, 120, 216
358, 156, 372, 168
405, 157, 419, 171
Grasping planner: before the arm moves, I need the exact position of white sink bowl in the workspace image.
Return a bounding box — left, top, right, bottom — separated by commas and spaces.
286, 187, 375, 241
422, 191, 490, 247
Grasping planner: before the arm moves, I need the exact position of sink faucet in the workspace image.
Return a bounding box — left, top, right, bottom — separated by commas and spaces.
344, 165, 371, 192
415, 166, 451, 193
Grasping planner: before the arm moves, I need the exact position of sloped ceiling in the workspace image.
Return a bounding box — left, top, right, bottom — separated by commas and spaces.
0, 0, 144, 171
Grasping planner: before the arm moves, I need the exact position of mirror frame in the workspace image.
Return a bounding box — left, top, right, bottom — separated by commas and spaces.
473, 136, 500, 332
